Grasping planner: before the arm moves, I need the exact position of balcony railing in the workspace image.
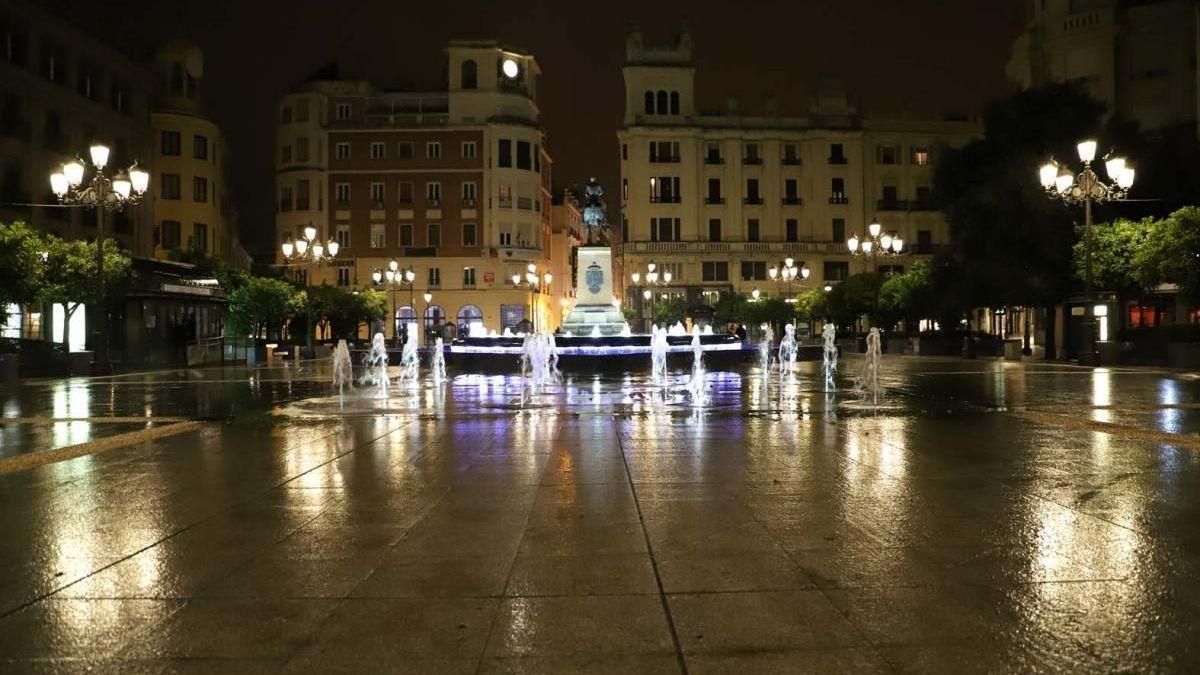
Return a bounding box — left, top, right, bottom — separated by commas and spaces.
704, 196, 725, 205
782, 197, 803, 205
704, 156, 724, 165
742, 157, 763, 165
829, 195, 849, 204
828, 156, 848, 165
877, 199, 906, 211
649, 196, 682, 204
781, 157, 801, 166
743, 197, 763, 205
650, 155, 681, 163
621, 240, 856, 255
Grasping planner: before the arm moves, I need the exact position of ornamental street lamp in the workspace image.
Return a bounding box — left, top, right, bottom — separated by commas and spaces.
846, 219, 904, 272
422, 290, 433, 344
630, 261, 672, 331
50, 143, 149, 368
767, 257, 811, 299
511, 262, 551, 332
372, 258, 416, 345
1040, 139, 1134, 365
280, 223, 339, 354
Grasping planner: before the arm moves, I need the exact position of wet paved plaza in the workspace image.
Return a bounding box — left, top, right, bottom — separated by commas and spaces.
1, 356, 1199, 672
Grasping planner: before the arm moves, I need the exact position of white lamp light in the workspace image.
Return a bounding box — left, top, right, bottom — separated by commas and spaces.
751, 288, 760, 300
631, 272, 640, 285
1105, 156, 1126, 180
423, 291, 432, 303
405, 269, 415, 282
868, 221, 882, 238
784, 257, 794, 268
389, 259, 399, 272
327, 240, 339, 257
129, 165, 149, 194
847, 235, 860, 253
892, 237, 904, 253
502, 58, 520, 79
1055, 172, 1074, 193
312, 242, 324, 258
281, 239, 294, 258
643, 289, 651, 299
1077, 139, 1097, 163
89, 144, 110, 169
880, 233, 893, 252
295, 238, 308, 255
64, 160, 85, 186
1039, 162, 1059, 189
647, 271, 658, 284
511, 273, 521, 285
303, 224, 317, 241
647, 262, 656, 272
862, 240, 874, 254
372, 269, 383, 284
49, 172, 68, 197
768, 267, 778, 280
112, 175, 132, 199
1117, 167, 1135, 190
543, 272, 552, 284
663, 271, 672, 284
801, 265, 811, 279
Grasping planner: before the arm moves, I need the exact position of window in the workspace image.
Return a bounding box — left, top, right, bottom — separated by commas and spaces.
192, 177, 208, 203
516, 140, 532, 170
399, 223, 414, 246
786, 219, 799, 242
295, 99, 309, 122
370, 223, 385, 248
397, 181, 413, 203
649, 176, 680, 203
335, 182, 350, 204
705, 143, 722, 164
740, 260, 767, 281
428, 267, 441, 287
622, 179, 628, 202
463, 267, 477, 287
461, 59, 478, 89
784, 178, 799, 203
297, 180, 310, 210
831, 178, 847, 203
335, 102, 351, 120
702, 261, 729, 282
427, 223, 441, 247
461, 141, 477, 159
782, 143, 799, 164
656, 90, 668, 114
878, 145, 897, 164
161, 131, 180, 156
824, 261, 849, 281
747, 219, 760, 242
279, 105, 292, 124
280, 144, 292, 163
881, 185, 898, 206
622, 144, 628, 160
110, 80, 129, 114
296, 137, 309, 162
832, 218, 845, 243
369, 142, 385, 159
337, 268, 351, 287
498, 139, 512, 167
426, 141, 441, 159
670, 91, 680, 114
706, 178, 722, 203
498, 184, 512, 207
370, 181, 385, 205
398, 141, 413, 159
829, 143, 846, 164
193, 223, 209, 252
336, 224, 351, 248
335, 142, 350, 160
745, 178, 761, 204
650, 141, 680, 162
499, 230, 512, 246
462, 222, 477, 247
644, 91, 654, 114
161, 173, 181, 200
650, 217, 681, 242
744, 143, 761, 164
426, 181, 441, 203
160, 220, 181, 249
193, 135, 208, 160
462, 181, 477, 202
708, 218, 721, 242
911, 146, 931, 166
279, 184, 293, 212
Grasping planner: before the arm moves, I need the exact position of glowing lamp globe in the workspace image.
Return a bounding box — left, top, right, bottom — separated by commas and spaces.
862, 240, 874, 254
89, 144, 110, 169
801, 265, 811, 279
423, 292, 432, 303
631, 272, 640, 284
64, 161, 85, 186
1105, 156, 1126, 180
311, 242, 325, 258
281, 239, 294, 258
388, 259, 399, 272
880, 233, 893, 252
129, 165, 149, 194
294, 238, 308, 255
112, 175, 132, 199
502, 58, 519, 79
868, 221, 882, 238
1055, 173, 1074, 193
327, 240, 339, 257
663, 271, 672, 284
1076, 139, 1097, 163
847, 235, 860, 253
892, 237, 904, 253
1039, 162, 1058, 189
1117, 167, 1135, 190
49, 172, 68, 197
303, 224, 317, 241
768, 267, 778, 280
511, 274, 521, 286
372, 269, 383, 284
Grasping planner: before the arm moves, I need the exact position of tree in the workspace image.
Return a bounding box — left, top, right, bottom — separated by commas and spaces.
1073, 217, 1150, 298
0, 221, 48, 315
226, 276, 302, 340
934, 83, 1106, 315
841, 272, 884, 326
879, 262, 937, 333
651, 295, 688, 326
37, 236, 133, 351
354, 289, 388, 337
1134, 206, 1200, 302
794, 288, 827, 325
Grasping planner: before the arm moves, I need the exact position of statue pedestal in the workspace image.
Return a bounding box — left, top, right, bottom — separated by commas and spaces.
561, 246, 629, 336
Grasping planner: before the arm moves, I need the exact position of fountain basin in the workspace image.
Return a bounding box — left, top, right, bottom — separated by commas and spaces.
448, 333, 756, 371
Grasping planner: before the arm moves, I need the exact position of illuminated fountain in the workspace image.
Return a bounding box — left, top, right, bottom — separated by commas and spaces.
359, 333, 390, 398
546, 332, 561, 381
431, 337, 447, 384
651, 324, 669, 385
778, 323, 798, 376
398, 335, 419, 382
822, 323, 838, 391
686, 326, 707, 405
331, 339, 354, 406
857, 327, 883, 404
758, 323, 774, 373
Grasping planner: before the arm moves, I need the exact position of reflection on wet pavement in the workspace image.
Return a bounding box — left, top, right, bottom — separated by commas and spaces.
0, 355, 1197, 671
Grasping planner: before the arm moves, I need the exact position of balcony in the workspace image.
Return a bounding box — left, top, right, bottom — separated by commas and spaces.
620, 240, 852, 256
462, 198, 476, 207
876, 199, 907, 211
704, 196, 725, 205
781, 157, 801, 166
781, 197, 803, 206
828, 156, 848, 165
742, 157, 763, 165
650, 196, 682, 204
743, 197, 763, 205
650, 155, 681, 163
829, 195, 849, 205
704, 155, 724, 165
910, 199, 935, 211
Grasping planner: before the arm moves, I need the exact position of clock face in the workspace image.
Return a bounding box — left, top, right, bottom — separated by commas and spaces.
502, 58, 519, 79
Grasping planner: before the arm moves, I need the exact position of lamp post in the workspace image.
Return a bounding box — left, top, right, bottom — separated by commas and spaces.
372, 258, 415, 345
49, 144, 149, 368
280, 223, 339, 354
630, 261, 672, 331
422, 291, 433, 345
510, 262, 551, 332
1040, 140, 1134, 365
767, 257, 811, 299
846, 219, 904, 272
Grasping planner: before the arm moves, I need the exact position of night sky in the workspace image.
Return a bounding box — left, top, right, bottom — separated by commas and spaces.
56, 0, 1024, 259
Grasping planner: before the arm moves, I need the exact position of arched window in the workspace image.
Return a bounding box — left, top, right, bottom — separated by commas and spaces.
670, 91, 680, 115
461, 60, 478, 90
644, 91, 654, 114
396, 305, 416, 341
656, 90, 668, 115
457, 305, 484, 337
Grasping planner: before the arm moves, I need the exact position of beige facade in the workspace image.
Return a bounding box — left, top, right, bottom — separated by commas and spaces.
275, 41, 567, 338
150, 41, 239, 264
618, 29, 979, 314
1006, 0, 1198, 132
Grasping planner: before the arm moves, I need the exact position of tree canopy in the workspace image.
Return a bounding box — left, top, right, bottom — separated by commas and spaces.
0, 221, 47, 312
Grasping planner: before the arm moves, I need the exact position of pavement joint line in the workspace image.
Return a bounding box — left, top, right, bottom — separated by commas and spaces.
0, 416, 188, 425
1014, 410, 1200, 450
615, 417, 690, 675
0, 421, 205, 476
